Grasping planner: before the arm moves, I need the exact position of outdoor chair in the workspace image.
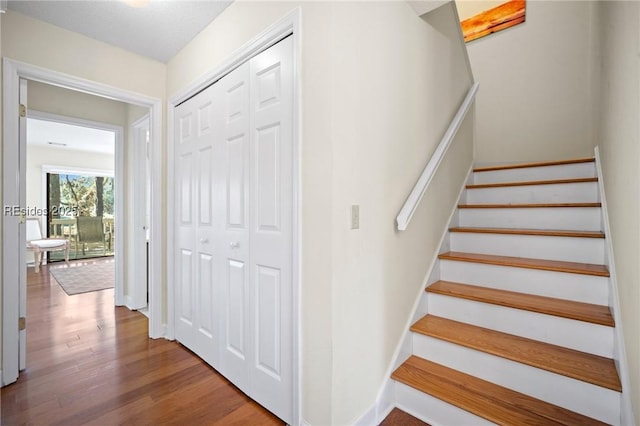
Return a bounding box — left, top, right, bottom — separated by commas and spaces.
76, 216, 109, 257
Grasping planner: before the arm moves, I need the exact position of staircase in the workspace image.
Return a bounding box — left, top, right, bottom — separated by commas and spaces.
391, 158, 622, 425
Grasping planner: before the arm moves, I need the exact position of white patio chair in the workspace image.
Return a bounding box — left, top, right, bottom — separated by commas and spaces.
26, 218, 69, 273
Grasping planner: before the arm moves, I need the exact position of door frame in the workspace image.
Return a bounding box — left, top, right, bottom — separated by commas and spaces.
129, 113, 151, 310
2, 58, 164, 386
32, 110, 123, 304
166, 8, 302, 425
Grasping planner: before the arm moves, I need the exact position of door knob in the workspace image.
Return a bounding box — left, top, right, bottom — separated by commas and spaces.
200, 238, 209, 244
230, 241, 240, 249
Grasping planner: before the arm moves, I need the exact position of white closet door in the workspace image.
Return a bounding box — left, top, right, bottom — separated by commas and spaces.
174, 35, 294, 425
217, 61, 252, 390
249, 36, 294, 423
175, 87, 220, 368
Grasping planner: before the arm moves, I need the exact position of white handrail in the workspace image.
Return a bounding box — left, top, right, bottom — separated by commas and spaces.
396, 82, 479, 231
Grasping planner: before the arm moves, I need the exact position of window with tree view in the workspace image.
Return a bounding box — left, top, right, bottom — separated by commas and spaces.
47, 173, 115, 261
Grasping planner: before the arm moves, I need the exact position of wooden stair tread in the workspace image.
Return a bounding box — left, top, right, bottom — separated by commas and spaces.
439, 251, 610, 277
467, 177, 598, 189
427, 280, 614, 326
449, 227, 605, 238
392, 356, 609, 426
411, 316, 621, 391
474, 157, 595, 172
458, 202, 601, 208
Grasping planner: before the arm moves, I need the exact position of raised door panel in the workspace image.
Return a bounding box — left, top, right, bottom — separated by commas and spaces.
175, 102, 197, 349
175, 87, 218, 362
255, 265, 282, 380
194, 92, 219, 366
226, 136, 246, 229
248, 36, 293, 424
255, 125, 281, 232
218, 62, 251, 389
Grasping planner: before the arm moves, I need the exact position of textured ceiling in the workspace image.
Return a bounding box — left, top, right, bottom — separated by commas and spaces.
7, 0, 233, 63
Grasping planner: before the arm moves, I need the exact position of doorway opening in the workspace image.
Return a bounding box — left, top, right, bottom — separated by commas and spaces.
2, 59, 163, 387
27, 111, 119, 265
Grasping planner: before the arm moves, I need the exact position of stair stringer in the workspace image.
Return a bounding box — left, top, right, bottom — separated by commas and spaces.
351, 164, 474, 426
595, 146, 635, 426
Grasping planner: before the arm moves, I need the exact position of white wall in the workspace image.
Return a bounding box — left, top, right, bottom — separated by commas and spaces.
596, 2, 640, 424
2, 11, 165, 99
328, 3, 473, 423
27, 80, 129, 127
464, 1, 598, 164
168, 2, 473, 424
456, 0, 504, 20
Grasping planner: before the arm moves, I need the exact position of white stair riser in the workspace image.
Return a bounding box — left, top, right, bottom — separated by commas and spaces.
465, 182, 599, 204
449, 233, 605, 264
473, 162, 596, 184
426, 293, 614, 358
439, 259, 609, 305
412, 334, 620, 424
458, 207, 601, 231
394, 382, 495, 426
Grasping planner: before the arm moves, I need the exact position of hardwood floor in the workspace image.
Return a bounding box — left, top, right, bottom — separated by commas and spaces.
1, 260, 284, 426
379, 408, 429, 426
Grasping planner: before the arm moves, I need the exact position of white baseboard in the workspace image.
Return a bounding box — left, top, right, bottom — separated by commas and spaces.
160, 324, 169, 339
353, 379, 395, 426
124, 295, 135, 310
594, 146, 634, 425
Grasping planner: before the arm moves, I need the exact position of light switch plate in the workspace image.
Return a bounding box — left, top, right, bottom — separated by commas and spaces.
351, 205, 359, 229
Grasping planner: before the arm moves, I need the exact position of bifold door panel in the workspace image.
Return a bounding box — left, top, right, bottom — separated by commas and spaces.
174, 36, 293, 424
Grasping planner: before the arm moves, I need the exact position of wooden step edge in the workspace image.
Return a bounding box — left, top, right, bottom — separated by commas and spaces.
438, 251, 610, 277
458, 202, 602, 209
449, 227, 605, 238
466, 177, 598, 189
411, 316, 622, 392
426, 280, 614, 327
392, 356, 609, 426
474, 157, 595, 173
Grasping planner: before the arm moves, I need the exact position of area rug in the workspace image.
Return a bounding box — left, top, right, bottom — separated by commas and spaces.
50, 261, 114, 295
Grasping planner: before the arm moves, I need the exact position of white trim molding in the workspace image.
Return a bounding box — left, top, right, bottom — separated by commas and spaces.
2, 58, 164, 386
166, 8, 302, 425
353, 379, 396, 426
396, 82, 478, 231
594, 146, 634, 425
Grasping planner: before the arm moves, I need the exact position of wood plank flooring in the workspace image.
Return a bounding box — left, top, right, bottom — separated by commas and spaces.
0, 260, 284, 426
379, 408, 429, 426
